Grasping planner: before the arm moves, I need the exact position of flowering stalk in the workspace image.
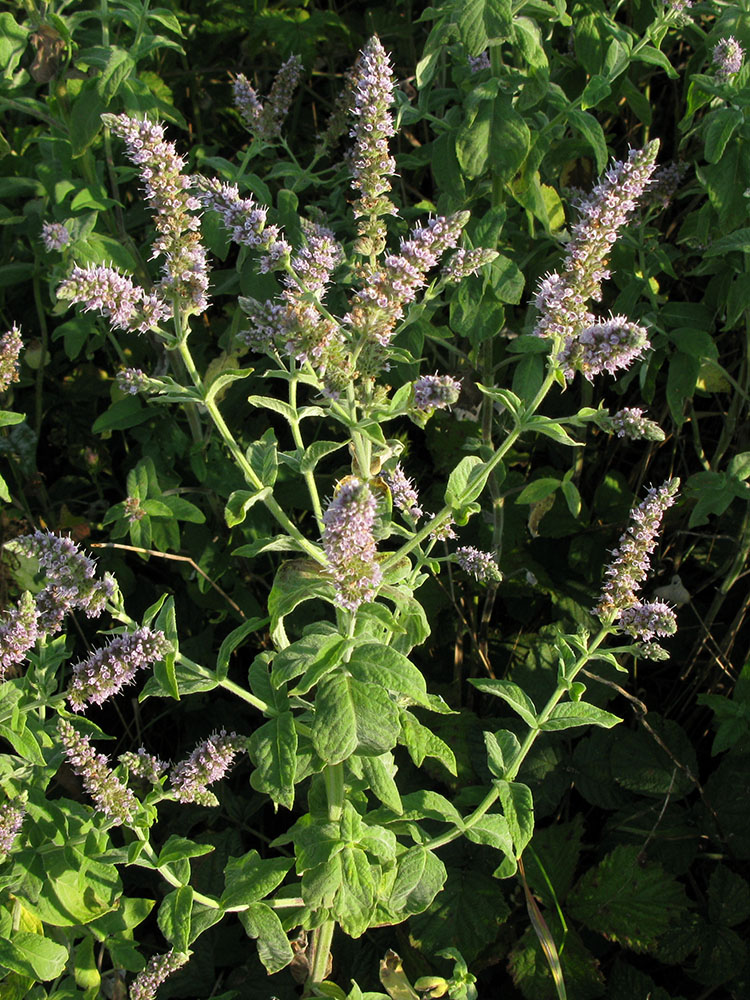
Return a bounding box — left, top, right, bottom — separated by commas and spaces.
0, 592, 38, 680
58, 718, 137, 826
103, 114, 209, 316
67, 627, 172, 711
0, 324, 22, 392
233, 55, 303, 141
322, 478, 383, 611
170, 730, 247, 805
533, 142, 659, 379
0, 800, 25, 856
130, 950, 188, 1000
347, 35, 398, 253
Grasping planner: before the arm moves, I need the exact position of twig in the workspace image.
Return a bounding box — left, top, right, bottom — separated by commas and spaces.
90, 542, 246, 618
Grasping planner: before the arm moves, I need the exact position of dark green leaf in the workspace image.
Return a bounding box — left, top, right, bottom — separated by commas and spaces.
239, 902, 294, 974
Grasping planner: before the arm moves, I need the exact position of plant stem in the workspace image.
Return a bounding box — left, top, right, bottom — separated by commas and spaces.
174, 337, 326, 565
424, 626, 610, 852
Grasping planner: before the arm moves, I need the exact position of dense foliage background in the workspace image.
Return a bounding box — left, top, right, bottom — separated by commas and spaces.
1, 1, 750, 998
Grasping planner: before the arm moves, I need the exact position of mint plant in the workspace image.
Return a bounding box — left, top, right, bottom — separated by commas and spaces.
0, 27, 694, 999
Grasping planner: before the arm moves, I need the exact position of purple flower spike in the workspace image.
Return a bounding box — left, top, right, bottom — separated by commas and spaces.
441, 247, 498, 284
619, 600, 677, 642
322, 478, 383, 611
413, 373, 462, 411
0, 592, 39, 680
713, 37, 744, 79
14, 531, 115, 635
345, 213, 469, 346
67, 627, 172, 711
384, 464, 423, 521
57, 265, 171, 334
41, 222, 71, 252
119, 748, 168, 784
610, 407, 664, 442
456, 546, 502, 583
596, 478, 679, 623
533, 143, 659, 354
0, 800, 25, 856
104, 114, 209, 316
0, 324, 22, 392
348, 36, 398, 248
170, 730, 246, 806
558, 315, 650, 381
130, 950, 188, 1000
58, 718, 137, 826
233, 55, 303, 141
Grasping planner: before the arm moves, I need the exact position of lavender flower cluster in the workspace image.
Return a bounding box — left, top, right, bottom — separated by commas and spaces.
67, 627, 172, 711
609, 407, 665, 441
0, 592, 38, 680
347, 35, 397, 250
57, 265, 172, 334
456, 546, 502, 583
0, 800, 25, 856
170, 730, 247, 806
58, 718, 137, 826
41, 221, 71, 252
0, 323, 22, 392
413, 373, 461, 411
713, 37, 744, 79
119, 747, 168, 784
105, 114, 209, 316
16, 530, 115, 634
596, 479, 680, 644
233, 55, 303, 141
195, 176, 289, 267
345, 213, 469, 347
322, 478, 383, 611
441, 247, 499, 284
130, 950, 187, 1000
384, 464, 423, 521
533, 143, 659, 380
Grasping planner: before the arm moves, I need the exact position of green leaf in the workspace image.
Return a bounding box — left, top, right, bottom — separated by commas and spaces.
444, 455, 486, 508
470, 678, 538, 728
70, 79, 107, 156
153, 597, 179, 700
540, 701, 622, 731
567, 109, 608, 173
239, 902, 294, 974
464, 812, 514, 858
708, 865, 750, 928
158, 495, 206, 523
313, 673, 400, 762
246, 427, 278, 487
204, 367, 254, 405
217, 617, 266, 681
92, 397, 152, 433
157, 887, 193, 953
388, 848, 447, 919
224, 487, 271, 527
96, 47, 135, 102
569, 845, 690, 953
490, 255, 525, 304
346, 642, 429, 707
458, 0, 512, 55
516, 478, 560, 505
360, 754, 403, 814
495, 780, 534, 857
704, 108, 744, 164
0, 410, 24, 427
632, 43, 678, 78
157, 836, 215, 868
580, 73, 611, 110
300, 439, 346, 473
247, 395, 298, 424
334, 846, 376, 938
666, 351, 699, 427
399, 710, 457, 775
0, 932, 68, 981
248, 712, 297, 810
0, 13, 29, 80
484, 729, 521, 779
702, 226, 750, 257
267, 559, 336, 648
221, 851, 293, 909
